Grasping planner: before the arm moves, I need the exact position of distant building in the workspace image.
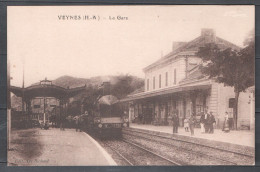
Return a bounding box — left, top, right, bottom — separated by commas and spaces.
121, 29, 254, 130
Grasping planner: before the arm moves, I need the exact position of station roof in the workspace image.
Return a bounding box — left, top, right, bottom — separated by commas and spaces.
10, 79, 86, 100
143, 29, 241, 72
120, 84, 211, 102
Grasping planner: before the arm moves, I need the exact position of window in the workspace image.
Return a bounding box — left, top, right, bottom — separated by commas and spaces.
147, 79, 149, 91
159, 74, 161, 88
229, 98, 235, 108
153, 76, 155, 89
165, 72, 168, 86
173, 69, 177, 85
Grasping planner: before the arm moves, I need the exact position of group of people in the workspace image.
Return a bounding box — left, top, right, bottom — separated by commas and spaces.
172, 112, 197, 135
184, 114, 196, 136
173, 111, 218, 136
199, 111, 216, 134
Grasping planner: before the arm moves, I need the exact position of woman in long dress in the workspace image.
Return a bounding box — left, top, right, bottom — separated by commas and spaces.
223, 112, 230, 133
199, 112, 205, 133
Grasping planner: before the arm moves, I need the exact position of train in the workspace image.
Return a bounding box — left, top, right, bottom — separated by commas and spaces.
87, 94, 129, 137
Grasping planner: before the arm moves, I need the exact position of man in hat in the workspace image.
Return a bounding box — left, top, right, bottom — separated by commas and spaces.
172, 112, 179, 133
204, 111, 209, 133
189, 114, 196, 136
75, 116, 81, 132
208, 112, 216, 134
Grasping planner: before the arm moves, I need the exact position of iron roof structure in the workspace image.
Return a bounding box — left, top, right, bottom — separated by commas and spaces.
10, 79, 86, 100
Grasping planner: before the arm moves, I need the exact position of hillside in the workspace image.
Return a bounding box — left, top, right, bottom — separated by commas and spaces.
30, 75, 130, 88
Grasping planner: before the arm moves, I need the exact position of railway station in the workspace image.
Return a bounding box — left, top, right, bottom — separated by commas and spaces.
7, 21, 254, 166
7, 30, 255, 166
7, 76, 255, 166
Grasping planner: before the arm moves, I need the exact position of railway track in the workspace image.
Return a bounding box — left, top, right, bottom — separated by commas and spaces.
103, 140, 134, 166
102, 139, 183, 166
122, 128, 254, 165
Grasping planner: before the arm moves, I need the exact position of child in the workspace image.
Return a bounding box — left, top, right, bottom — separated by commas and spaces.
184, 118, 189, 132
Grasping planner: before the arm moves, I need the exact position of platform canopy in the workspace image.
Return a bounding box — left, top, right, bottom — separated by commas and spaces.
120, 84, 211, 102
10, 78, 86, 100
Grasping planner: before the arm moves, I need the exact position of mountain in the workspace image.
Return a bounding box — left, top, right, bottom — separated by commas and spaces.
30, 75, 129, 88
52, 75, 90, 88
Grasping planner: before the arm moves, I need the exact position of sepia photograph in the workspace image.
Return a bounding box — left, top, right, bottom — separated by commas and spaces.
7, 5, 255, 166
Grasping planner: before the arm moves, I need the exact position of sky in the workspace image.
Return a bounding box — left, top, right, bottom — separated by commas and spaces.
8, 5, 254, 87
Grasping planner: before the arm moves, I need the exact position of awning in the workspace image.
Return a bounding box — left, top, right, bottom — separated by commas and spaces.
120, 84, 211, 102
10, 84, 86, 100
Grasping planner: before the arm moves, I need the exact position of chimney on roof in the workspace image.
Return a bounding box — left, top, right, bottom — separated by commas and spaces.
201, 28, 216, 43
172, 42, 186, 51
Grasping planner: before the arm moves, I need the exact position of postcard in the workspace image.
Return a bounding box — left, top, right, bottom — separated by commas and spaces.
7, 5, 255, 166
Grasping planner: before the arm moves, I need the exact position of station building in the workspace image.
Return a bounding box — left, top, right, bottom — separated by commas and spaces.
121, 29, 254, 130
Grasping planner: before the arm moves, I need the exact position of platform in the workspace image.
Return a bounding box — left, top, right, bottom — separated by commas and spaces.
129, 123, 255, 148
8, 128, 116, 166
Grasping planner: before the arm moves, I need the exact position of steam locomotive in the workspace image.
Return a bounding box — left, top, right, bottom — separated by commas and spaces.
89, 95, 128, 137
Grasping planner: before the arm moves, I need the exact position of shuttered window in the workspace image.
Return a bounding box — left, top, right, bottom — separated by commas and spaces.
159, 74, 161, 88
174, 69, 177, 85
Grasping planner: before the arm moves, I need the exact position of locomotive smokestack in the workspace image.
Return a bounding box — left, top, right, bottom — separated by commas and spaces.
103, 82, 111, 95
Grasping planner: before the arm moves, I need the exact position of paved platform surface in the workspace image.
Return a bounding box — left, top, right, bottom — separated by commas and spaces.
130, 123, 255, 147
8, 128, 116, 166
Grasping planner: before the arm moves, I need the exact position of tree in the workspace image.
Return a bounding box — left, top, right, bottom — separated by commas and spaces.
197, 38, 254, 129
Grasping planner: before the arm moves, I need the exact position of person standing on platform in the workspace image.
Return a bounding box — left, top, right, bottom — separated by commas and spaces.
208, 112, 216, 134
200, 112, 206, 133
174, 113, 179, 133
184, 118, 189, 132
172, 112, 179, 133
204, 111, 209, 133
223, 112, 230, 133
75, 116, 80, 132
172, 112, 175, 133
189, 115, 196, 136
